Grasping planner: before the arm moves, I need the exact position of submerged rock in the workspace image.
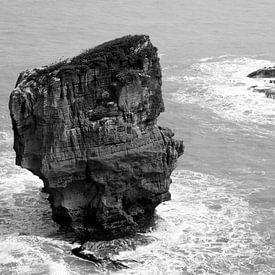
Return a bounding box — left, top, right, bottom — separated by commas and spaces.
72, 234, 156, 268
9, 35, 184, 240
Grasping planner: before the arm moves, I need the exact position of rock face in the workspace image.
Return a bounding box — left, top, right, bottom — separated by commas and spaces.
9, 35, 184, 240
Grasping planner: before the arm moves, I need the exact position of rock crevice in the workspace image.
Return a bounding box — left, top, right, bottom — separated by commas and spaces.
9, 35, 184, 240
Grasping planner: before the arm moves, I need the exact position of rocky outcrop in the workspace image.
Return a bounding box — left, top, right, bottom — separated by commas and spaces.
72, 234, 156, 269
9, 35, 184, 240
247, 66, 275, 78
247, 67, 275, 99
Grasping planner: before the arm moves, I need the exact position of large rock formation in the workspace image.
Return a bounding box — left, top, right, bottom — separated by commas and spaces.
9, 35, 184, 240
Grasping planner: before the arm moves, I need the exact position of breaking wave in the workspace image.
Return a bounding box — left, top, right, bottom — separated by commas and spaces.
113, 170, 275, 275
1, 124, 274, 274
164, 56, 275, 133
0, 235, 73, 275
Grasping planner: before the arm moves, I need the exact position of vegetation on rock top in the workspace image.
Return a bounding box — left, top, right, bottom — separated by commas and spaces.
25, 35, 157, 83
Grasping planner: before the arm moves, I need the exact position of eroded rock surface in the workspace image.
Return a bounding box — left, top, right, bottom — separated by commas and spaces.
9, 35, 184, 240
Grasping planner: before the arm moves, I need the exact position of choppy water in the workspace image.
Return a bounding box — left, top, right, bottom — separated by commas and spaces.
0, 0, 275, 274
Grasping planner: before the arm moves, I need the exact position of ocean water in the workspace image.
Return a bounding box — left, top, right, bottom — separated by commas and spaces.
0, 0, 275, 274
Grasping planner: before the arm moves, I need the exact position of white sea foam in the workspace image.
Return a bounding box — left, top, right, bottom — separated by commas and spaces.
0, 235, 73, 275
165, 56, 275, 132
0, 152, 59, 237
159, 53, 165, 59
0, 131, 12, 148
199, 55, 236, 63
114, 170, 275, 275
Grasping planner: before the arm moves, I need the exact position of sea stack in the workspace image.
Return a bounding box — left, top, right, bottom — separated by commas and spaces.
9, 35, 184, 240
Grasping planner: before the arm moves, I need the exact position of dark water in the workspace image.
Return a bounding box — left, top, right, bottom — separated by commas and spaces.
0, 1, 274, 274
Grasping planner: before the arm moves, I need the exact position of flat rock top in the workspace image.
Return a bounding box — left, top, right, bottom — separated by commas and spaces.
20, 34, 157, 85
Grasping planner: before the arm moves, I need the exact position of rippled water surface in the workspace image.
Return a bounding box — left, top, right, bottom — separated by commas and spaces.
0, 0, 275, 274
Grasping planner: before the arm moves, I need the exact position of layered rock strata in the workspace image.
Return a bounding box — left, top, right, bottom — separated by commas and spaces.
9, 35, 184, 240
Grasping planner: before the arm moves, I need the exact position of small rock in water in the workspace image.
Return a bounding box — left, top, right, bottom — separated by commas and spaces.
247, 67, 275, 78
72, 234, 156, 269
247, 66, 275, 99
216, 237, 229, 243
208, 204, 222, 210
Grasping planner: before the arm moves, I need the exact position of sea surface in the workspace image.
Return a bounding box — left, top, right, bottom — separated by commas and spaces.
0, 0, 275, 274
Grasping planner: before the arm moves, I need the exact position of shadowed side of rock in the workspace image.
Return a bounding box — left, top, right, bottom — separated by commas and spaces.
9, 35, 184, 240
